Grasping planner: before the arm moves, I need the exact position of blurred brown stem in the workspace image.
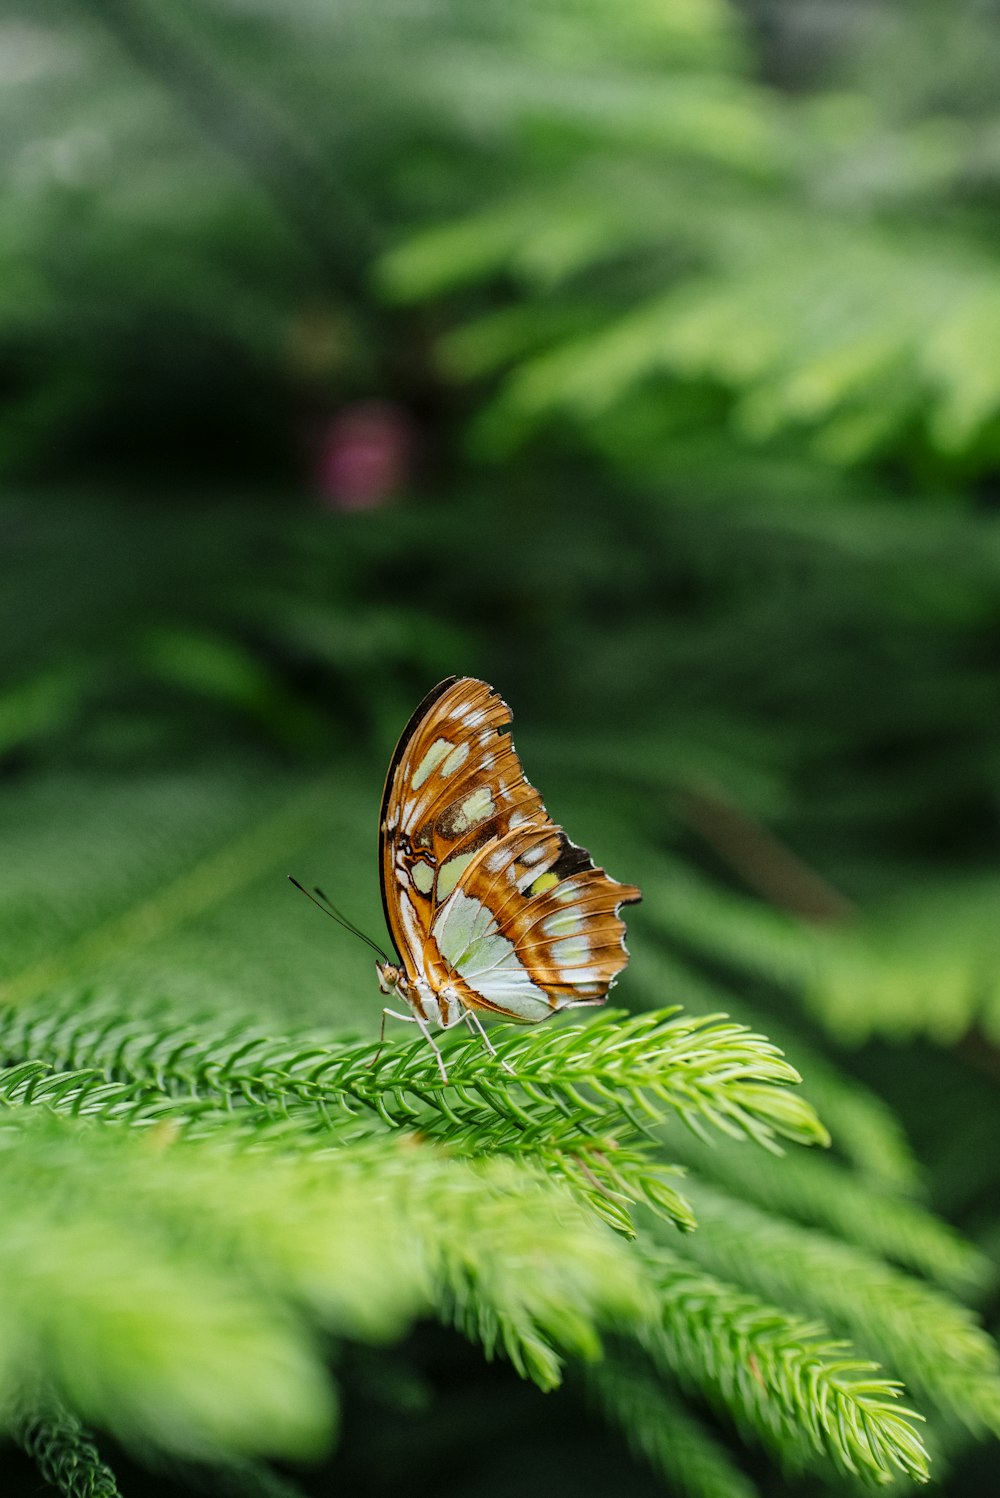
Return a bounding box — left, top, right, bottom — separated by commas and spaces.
677, 785, 856, 925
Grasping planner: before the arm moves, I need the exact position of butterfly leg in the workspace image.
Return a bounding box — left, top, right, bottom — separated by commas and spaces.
463, 1006, 516, 1076
411, 1011, 449, 1083
379, 1005, 450, 1083
369, 1005, 414, 1069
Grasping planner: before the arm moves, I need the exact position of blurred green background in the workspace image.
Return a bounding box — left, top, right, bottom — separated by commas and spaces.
3, 0, 1000, 1494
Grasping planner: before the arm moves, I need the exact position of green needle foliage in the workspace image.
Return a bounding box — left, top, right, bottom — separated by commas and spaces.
0, 995, 826, 1231
1, 492, 999, 1494
0, 996, 936, 1490
3, 2, 1000, 1495
0, 776, 978, 1493
11, 1397, 121, 1498
0, 844, 991, 1495
675, 1185, 1000, 1439
665, 1133, 992, 1299
638, 1247, 930, 1485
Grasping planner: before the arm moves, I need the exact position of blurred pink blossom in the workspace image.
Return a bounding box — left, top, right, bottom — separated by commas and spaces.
316, 400, 413, 511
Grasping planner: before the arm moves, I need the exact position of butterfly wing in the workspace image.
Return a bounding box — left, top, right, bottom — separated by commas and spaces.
379, 676, 640, 1020
379, 677, 545, 966
428, 818, 641, 1021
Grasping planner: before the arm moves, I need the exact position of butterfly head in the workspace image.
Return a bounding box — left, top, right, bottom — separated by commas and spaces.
376, 960, 406, 997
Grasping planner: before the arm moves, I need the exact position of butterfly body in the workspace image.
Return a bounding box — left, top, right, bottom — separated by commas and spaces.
375, 959, 461, 1030
377, 677, 641, 1070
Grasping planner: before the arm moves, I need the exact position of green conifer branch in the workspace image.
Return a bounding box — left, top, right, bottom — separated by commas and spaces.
0, 998, 827, 1232
0, 1121, 337, 1461
666, 1134, 991, 1297
0, 977, 976, 1485
10, 1394, 121, 1498
675, 1185, 1000, 1437
0, 1008, 960, 1483
637, 1244, 930, 1486
0, 1101, 647, 1437
630, 946, 921, 1190
0, 1056, 691, 1237
587, 1354, 761, 1498
0, 995, 828, 1148
770, 1046, 922, 1193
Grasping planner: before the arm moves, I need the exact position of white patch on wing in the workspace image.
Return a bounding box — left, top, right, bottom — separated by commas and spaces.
543, 911, 583, 938
441, 741, 471, 777
411, 861, 435, 895
569, 967, 604, 986
412, 738, 452, 790
433, 890, 550, 1021
436, 850, 474, 900
552, 937, 591, 966
466, 969, 551, 1022
397, 889, 423, 963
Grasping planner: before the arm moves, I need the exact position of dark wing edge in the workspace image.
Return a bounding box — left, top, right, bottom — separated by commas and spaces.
377, 675, 461, 956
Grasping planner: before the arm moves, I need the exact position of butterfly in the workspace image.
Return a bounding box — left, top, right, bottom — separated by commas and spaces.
373, 676, 641, 1078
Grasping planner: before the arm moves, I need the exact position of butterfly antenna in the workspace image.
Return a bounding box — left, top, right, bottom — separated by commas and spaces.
313, 884, 392, 962
287, 876, 390, 962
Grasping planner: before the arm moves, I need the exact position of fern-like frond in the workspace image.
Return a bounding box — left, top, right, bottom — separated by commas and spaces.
0, 1098, 648, 1464
10, 1395, 120, 1498
761, 1040, 922, 1194
0, 996, 827, 1234
676, 1185, 1000, 1438
0, 995, 824, 1145
666, 1134, 992, 1298
639, 862, 820, 1000
0, 1121, 336, 1461
804, 873, 1000, 1047
638, 1243, 930, 1487
0, 1054, 688, 1238
628, 945, 924, 1191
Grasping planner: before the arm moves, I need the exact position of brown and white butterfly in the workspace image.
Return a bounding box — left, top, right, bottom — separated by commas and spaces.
374, 676, 641, 1077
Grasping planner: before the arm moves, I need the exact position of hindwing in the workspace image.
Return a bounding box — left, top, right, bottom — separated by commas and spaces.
378, 677, 641, 1019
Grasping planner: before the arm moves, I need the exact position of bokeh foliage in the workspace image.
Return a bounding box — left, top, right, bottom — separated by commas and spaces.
2, 1, 1000, 1496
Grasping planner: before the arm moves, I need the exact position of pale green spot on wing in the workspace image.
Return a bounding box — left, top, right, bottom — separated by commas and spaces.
552, 936, 590, 965
437, 850, 475, 901
433, 890, 550, 1021
447, 785, 497, 835
462, 786, 494, 823
441, 741, 471, 776
412, 738, 452, 790
411, 861, 435, 895
543, 908, 582, 937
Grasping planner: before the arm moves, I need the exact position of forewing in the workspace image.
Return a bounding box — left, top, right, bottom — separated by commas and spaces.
378, 677, 547, 973
428, 820, 642, 1020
